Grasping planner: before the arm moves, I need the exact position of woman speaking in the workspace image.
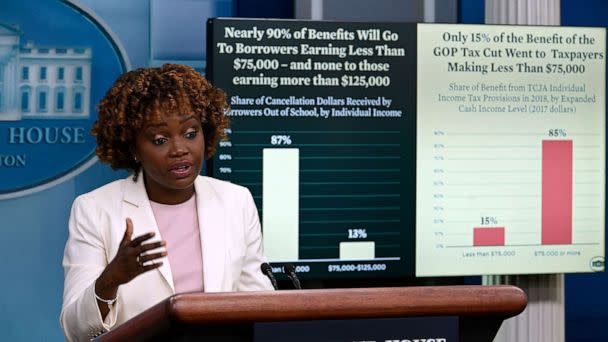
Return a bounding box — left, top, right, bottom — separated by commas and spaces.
60, 64, 273, 342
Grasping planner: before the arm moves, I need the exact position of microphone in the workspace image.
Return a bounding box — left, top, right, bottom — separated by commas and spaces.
283, 263, 302, 290
260, 262, 279, 290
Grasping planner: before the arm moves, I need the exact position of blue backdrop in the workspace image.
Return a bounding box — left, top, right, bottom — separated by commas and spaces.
0, 1, 230, 340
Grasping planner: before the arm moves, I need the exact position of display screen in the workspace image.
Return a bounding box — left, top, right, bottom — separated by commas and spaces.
416, 23, 605, 276
207, 19, 606, 278
207, 18, 417, 278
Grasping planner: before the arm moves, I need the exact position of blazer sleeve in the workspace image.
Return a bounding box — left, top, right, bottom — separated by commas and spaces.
60, 195, 119, 342
236, 188, 275, 291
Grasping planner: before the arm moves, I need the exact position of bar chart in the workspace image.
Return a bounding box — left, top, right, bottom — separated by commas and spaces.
212, 118, 416, 278
416, 127, 604, 275
467, 140, 575, 248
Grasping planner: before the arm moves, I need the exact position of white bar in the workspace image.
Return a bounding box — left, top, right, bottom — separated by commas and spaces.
263, 148, 299, 261
339, 241, 375, 260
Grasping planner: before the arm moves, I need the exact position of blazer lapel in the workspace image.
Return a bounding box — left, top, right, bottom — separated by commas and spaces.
122, 173, 175, 293
195, 177, 226, 292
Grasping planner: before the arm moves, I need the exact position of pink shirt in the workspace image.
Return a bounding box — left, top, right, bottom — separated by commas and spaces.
150, 195, 204, 293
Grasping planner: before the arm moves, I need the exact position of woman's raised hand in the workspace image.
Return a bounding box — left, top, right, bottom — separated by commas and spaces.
94, 218, 167, 318
107, 218, 166, 284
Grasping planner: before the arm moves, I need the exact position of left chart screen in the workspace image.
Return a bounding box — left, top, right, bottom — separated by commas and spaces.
207, 19, 418, 279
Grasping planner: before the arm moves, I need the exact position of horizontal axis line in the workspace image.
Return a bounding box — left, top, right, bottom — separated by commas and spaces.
271, 257, 401, 262
235, 143, 400, 147
231, 130, 401, 134
300, 194, 400, 198
301, 219, 400, 224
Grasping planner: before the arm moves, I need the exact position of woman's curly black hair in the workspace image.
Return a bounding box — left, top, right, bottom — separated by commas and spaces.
92, 64, 230, 177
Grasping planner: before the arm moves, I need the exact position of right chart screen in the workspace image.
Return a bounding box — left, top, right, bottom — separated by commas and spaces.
416, 24, 606, 276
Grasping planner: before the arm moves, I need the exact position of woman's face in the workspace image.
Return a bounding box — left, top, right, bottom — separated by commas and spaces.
133, 110, 204, 204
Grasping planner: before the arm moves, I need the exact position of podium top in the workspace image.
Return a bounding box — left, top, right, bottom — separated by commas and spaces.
99, 285, 527, 341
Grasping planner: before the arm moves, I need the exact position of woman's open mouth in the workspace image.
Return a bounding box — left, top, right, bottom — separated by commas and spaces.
169, 163, 193, 178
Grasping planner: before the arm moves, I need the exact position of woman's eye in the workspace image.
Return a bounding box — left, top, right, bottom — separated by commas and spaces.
185, 130, 198, 139
152, 137, 167, 145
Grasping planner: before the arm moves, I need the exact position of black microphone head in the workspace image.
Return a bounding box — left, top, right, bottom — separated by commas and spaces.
260, 262, 279, 290
260, 262, 272, 274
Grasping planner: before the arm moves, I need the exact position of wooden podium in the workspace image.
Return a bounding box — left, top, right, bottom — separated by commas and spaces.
98, 285, 527, 342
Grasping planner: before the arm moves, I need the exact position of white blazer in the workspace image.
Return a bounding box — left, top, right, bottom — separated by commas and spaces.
60, 174, 273, 342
